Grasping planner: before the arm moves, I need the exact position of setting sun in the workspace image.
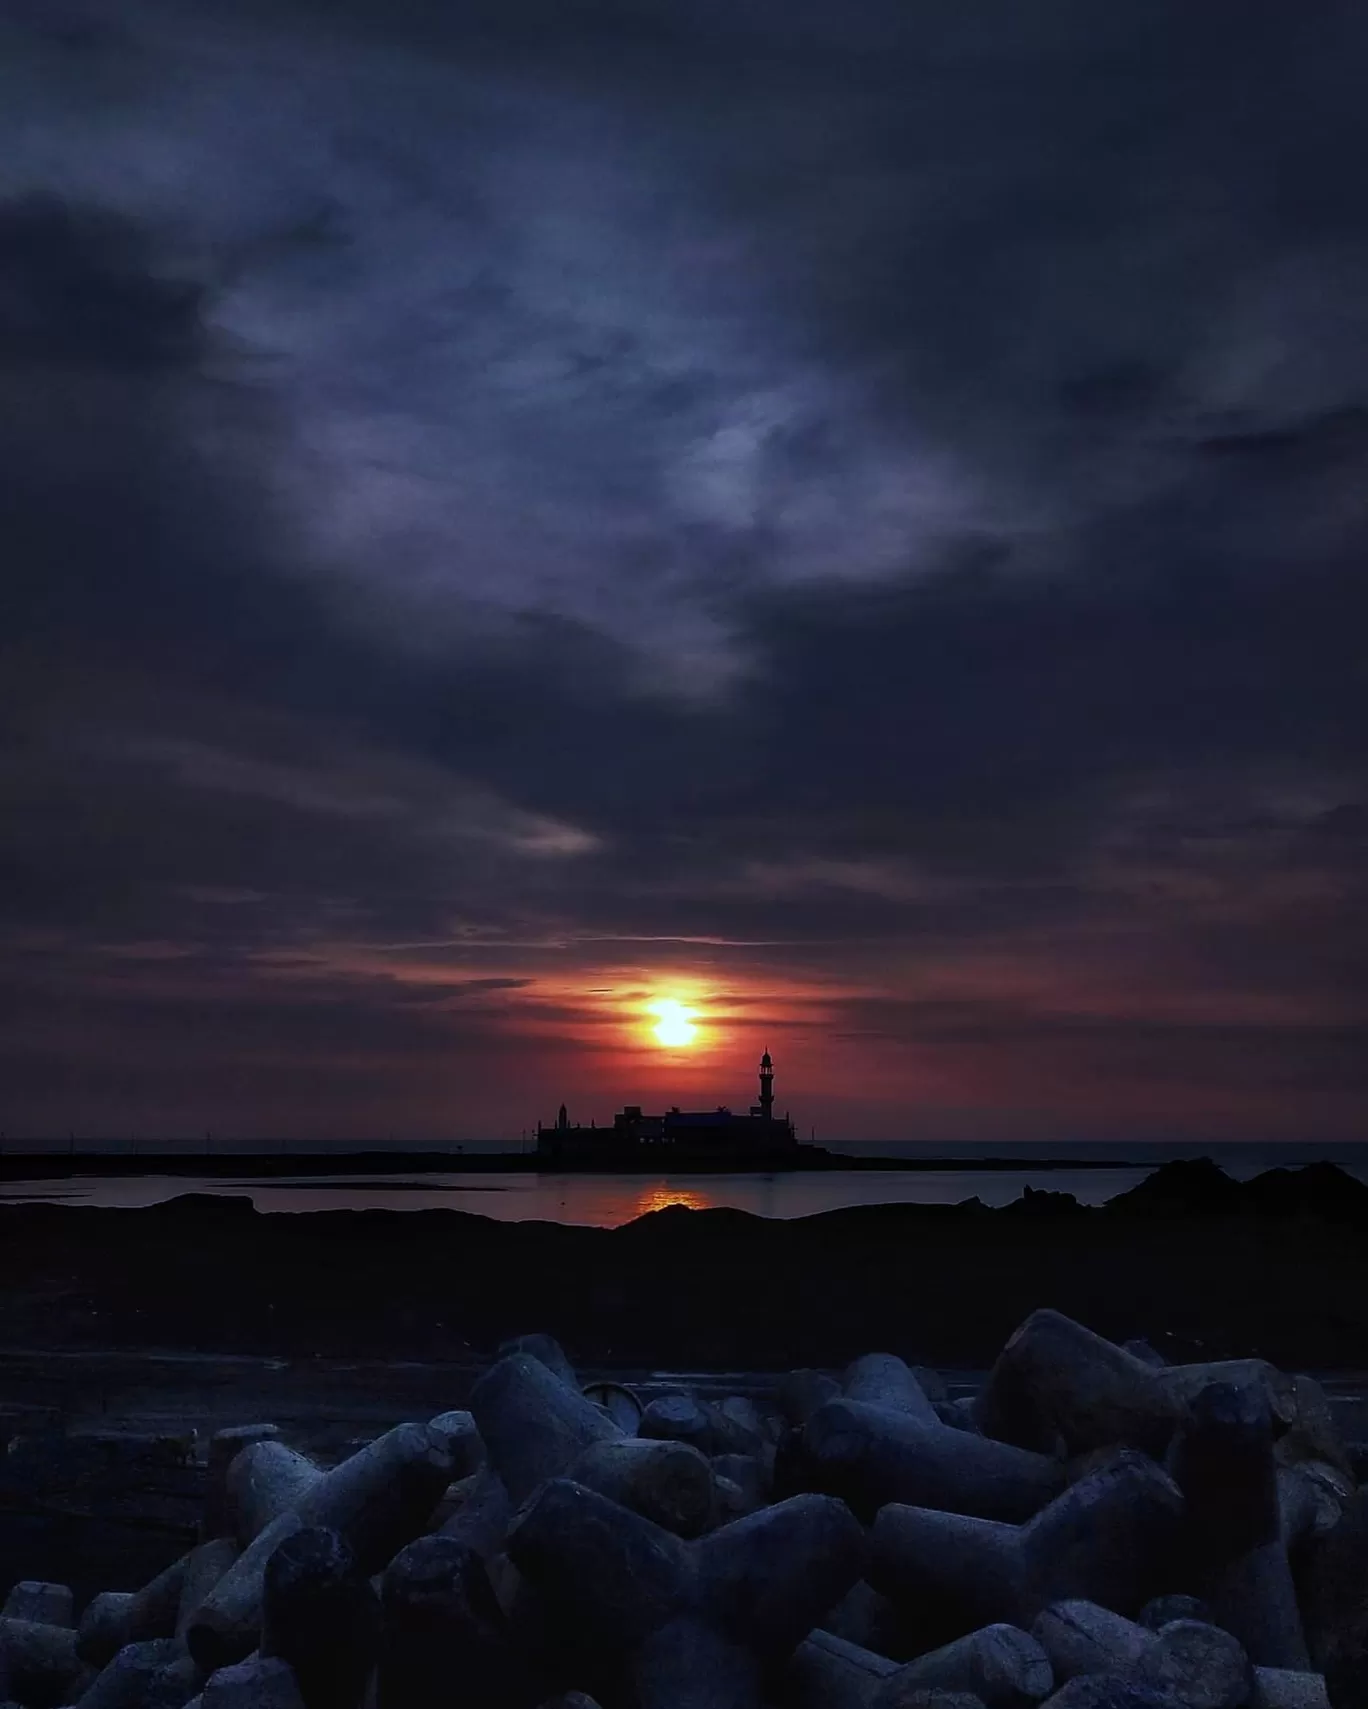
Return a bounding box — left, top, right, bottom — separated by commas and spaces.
649, 997, 697, 1049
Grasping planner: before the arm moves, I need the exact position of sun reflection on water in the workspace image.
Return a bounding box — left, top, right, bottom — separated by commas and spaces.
632, 1184, 716, 1219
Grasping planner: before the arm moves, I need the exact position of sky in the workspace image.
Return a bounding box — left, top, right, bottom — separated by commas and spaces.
2, 0, 1366, 1144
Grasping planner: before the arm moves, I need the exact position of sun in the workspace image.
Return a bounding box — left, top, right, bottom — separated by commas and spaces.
648, 997, 698, 1049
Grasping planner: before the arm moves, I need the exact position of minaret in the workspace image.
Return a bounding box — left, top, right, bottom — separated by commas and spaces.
758, 1050, 774, 1123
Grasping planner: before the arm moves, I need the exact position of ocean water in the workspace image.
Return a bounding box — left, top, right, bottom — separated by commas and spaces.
2, 1158, 1361, 1226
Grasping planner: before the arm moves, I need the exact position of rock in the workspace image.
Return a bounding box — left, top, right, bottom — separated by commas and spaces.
1137, 1600, 1211, 1634
377, 1535, 517, 1709
1208, 1541, 1309, 1671
697, 1492, 866, 1658
976, 1313, 1180, 1459
1021, 1453, 1185, 1617
497, 1334, 579, 1391
261, 1528, 379, 1709
804, 1400, 1064, 1524
204, 1429, 283, 1540
201, 1654, 306, 1709
569, 1437, 715, 1538
1032, 1604, 1154, 1682
426, 1410, 486, 1478
470, 1356, 622, 1505
871, 1507, 1028, 1639
2, 1583, 73, 1627
1167, 1382, 1279, 1569
883, 1625, 1054, 1709
631, 1615, 765, 1709
506, 1479, 693, 1652
0, 1616, 83, 1708
225, 1445, 323, 1549
1135, 1622, 1253, 1709
842, 1357, 941, 1425
178, 1542, 243, 1640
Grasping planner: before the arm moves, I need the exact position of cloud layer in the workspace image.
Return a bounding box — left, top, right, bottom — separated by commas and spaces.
1, 0, 1365, 1140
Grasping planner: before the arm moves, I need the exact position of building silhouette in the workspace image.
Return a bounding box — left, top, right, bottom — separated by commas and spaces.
537, 1051, 798, 1161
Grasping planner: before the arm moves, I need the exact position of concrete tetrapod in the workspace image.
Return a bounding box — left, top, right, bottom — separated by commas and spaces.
870, 1508, 1030, 1641
880, 1625, 1054, 1709
71, 1638, 193, 1709
260, 1527, 379, 1709
498, 1334, 580, 1391
1137, 1601, 1210, 1635
1250, 1672, 1331, 1709
1134, 1621, 1253, 1709
376, 1534, 521, 1709
1020, 1454, 1186, 1617
568, 1437, 715, 1538
292, 1422, 455, 1573
1033, 1605, 1252, 1709
470, 1356, 623, 1506
630, 1616, 766, 1709
804, 1400, 1064, 1524
785, 1630, 899, 1709
77, 1555, 191, 1667
1208, 1541, 1309, 1671
1032, 1605, 1154, 1683
184, 1516, 308, 1673
842, 1357, 942, 1426
0, 1617, 83, 1708
505, 1480, 695, 1654
224, 1445, 324, 1549
1167, 1383, 1279, 1570
975, 1313, 1182, 1460
1036, 1679, 1182, 1709
437, 1466, 514, 1559
177, 1542, 243, 1641
2, 1584, 72, 1628
697, 1492, 867, 1659
203, 1429, 282, 1541
427, 1409, 486, 1479
201, 1655, 306, 1709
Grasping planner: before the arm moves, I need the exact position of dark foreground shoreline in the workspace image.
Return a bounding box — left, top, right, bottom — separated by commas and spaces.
3, 1158, 1367, 1371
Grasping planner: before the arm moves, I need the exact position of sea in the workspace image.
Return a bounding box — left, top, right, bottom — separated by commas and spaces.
2, 1140, 1365, 1227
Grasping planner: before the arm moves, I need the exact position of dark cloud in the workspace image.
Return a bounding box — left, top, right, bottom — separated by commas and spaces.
0, 0, 1365, 1138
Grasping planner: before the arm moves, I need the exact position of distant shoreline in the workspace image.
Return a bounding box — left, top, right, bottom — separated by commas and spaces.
0, 1147, 1146, 1181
